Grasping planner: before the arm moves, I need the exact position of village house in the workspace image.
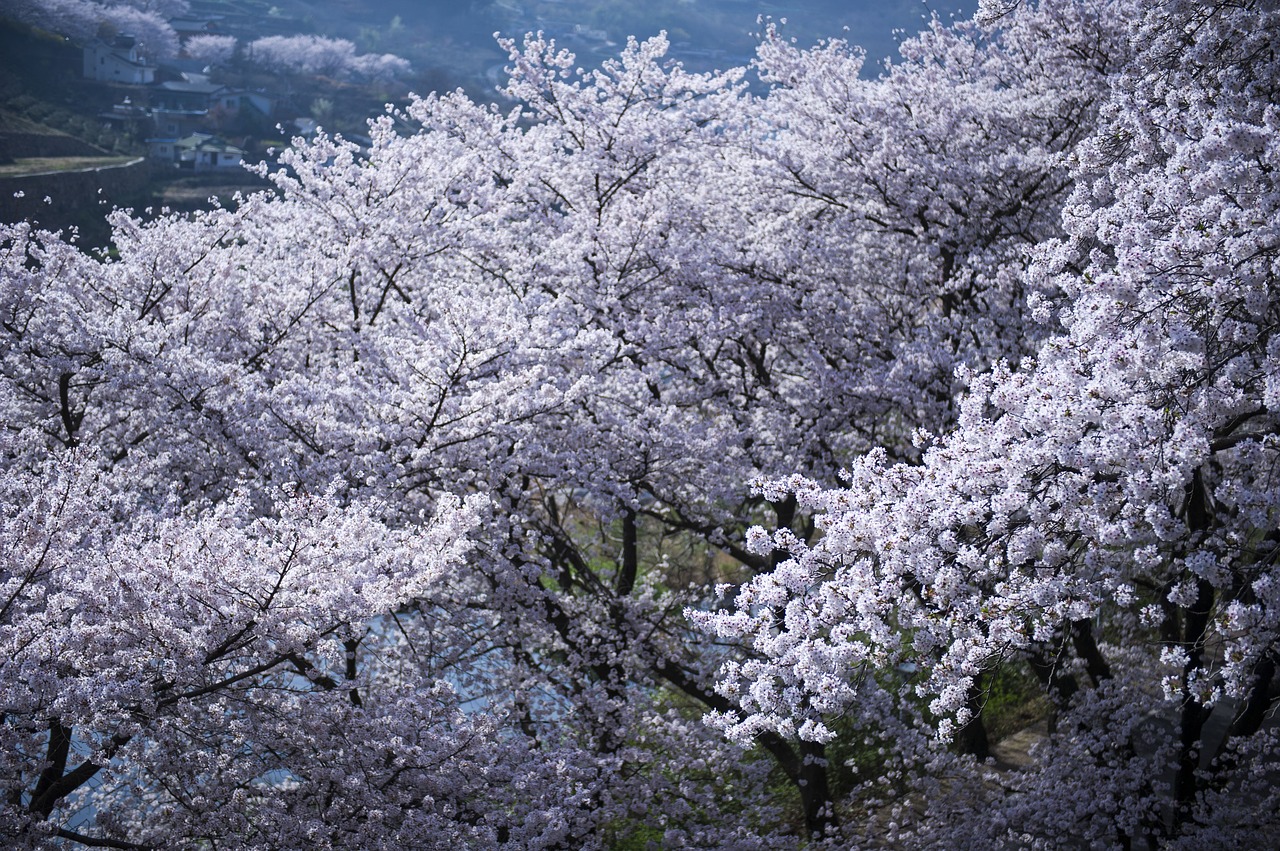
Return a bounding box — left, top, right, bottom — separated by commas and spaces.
151, 79, 233, 112
147, 132, 245, 171
181, 133, 243, 171
127, 76, 273, 143
83, 34, 157, 85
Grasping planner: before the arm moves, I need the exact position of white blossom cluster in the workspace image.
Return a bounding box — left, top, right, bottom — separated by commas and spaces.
245, 35, 410, 84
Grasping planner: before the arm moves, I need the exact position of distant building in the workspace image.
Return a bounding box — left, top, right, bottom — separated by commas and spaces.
150, 79, 273, 120
236, 91, 275, 117
169, 17, 225, 41
146, 137, 180, 163
149, 107, 207, 139
147, 133, 243, 171
101, 96, 148, 124
152, 79, 232, 112
106, 74, 275, 142
173, 133, 244, 171
83, 35, 157, 85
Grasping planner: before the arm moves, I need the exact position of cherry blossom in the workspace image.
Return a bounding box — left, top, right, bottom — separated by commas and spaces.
700, 0, 1280, 845
182, 34, 236, 66
6, 0, 181, 57
245, 35, 410, 83
4, 0, 1278, 845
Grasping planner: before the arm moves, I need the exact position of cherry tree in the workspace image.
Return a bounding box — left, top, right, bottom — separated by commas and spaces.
348, 52, 412, 84
6, 0, 1270, 845
245, 35, 410, 83
700, 0, 1280, 846
183, 33, 236, 66
327, 6, 1116, 837
5, 0, 181, 57
0, 43, 789, 839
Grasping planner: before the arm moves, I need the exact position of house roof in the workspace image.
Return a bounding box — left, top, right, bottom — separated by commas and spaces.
156, 60, 212, 78
175, 134, 243, 154
157, 80, 228, 95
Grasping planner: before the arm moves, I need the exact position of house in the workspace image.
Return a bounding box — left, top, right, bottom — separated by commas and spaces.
83, 35, 157, 84
147, 133, 243, 171
100, 96, 148, 124
146, 137, 181, 163
156, 57, 216, 81
149, 107, 208, 139
151, 79, 232, 112
150, 79, 273, 119
236, 91, 274, 117
173, 133, 244, 171
117, 72, 275, 141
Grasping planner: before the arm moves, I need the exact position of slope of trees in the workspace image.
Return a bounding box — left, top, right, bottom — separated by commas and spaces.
1, 0, 1277, 847
703, 0, 1280, 846
2, 2, 414, 84
244, 35, 411, 83
5, 0, 185, 58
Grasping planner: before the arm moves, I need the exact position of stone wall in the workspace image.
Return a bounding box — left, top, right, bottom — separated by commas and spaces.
0, 157, 149, 236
